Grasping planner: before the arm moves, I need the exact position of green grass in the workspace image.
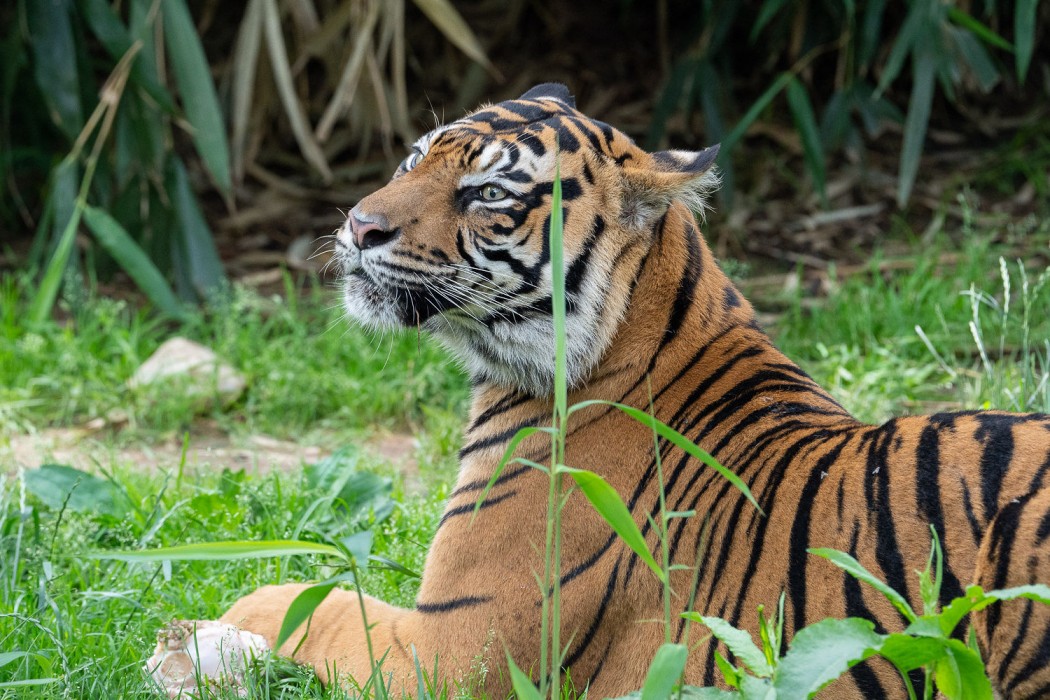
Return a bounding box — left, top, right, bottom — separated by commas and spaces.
1, 217, 1048, 696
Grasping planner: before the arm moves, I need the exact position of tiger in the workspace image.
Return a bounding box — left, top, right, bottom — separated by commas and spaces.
220, 83, 1050, 698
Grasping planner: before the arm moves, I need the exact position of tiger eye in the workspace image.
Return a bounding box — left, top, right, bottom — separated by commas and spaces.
480, 184, 507, 201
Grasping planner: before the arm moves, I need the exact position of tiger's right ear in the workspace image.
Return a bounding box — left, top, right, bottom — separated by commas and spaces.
519, 83, 575, 108
620, 145, 720, 230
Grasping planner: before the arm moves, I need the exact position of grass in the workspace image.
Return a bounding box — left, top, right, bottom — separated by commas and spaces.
2, 209, 1049, 696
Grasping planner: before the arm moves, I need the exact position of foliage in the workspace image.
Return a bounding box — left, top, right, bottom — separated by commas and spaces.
651, 0, 1046, 205
643, 531, 1050, 700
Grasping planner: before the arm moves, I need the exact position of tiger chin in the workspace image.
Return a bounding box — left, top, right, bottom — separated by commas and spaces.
218, 84, 1050, 698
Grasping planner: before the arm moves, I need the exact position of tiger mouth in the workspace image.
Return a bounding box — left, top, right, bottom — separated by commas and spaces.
346, 267, 455, 327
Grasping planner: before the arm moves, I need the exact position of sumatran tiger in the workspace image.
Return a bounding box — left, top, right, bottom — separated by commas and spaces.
220, 84, 1050, 698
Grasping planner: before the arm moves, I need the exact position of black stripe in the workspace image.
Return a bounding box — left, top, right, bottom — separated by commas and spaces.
416, 595, 492, 613
466, 391, 531, 433
788, 435, 851, 634
843, 523, 891, 697
666, 217, 703, 339
459, 420, 538, 459
915, 420, 965, 605
563, 558, 622, 668
561, 531, 617, 587
997, 599, 1034, 684
1006, 615, 1050, 694
438, 490, 517, 527
451, 463, 530, 496
975, 414, 1016, 519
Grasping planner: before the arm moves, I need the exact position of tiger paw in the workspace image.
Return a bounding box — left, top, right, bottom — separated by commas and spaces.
143, 619, 270, 698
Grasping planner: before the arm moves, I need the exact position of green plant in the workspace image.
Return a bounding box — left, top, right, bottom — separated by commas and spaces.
652, 0, 1044, 205
662, 530, 1050, 700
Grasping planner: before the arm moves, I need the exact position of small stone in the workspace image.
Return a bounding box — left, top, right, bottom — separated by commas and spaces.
130, 338, 246, 407
144, 620, 270, 698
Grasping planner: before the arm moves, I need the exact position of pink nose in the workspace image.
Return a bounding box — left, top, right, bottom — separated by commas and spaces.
349, 211, 398, 250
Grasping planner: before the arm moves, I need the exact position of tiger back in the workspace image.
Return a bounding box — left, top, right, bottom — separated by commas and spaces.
220, 83, 1050, 698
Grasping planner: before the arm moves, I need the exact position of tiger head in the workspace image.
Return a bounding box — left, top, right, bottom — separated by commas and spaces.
336, 83, 719, 395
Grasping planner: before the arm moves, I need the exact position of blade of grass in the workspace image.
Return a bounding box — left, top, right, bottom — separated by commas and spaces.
561, 466, 666, 584
947, 7, 1012, 51
569, 399, 762, 514
88, 540, 341, 561
162, 0, 232, 195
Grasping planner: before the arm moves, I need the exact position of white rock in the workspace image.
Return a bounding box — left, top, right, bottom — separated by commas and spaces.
144, 620, 270, 698
130, 338, 246, 405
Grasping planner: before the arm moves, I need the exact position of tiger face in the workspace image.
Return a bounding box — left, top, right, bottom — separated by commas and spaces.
335, 83, 719, 395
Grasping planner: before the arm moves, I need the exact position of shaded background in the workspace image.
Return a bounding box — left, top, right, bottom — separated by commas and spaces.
2, 0, 1047, 317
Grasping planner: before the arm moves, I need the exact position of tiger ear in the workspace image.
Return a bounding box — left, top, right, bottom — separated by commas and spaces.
519, 83, 575, 108
620, 145, 720, 229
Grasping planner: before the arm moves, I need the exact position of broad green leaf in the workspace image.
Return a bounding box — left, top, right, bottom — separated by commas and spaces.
877, 633, 944, 674
167, 157, 226, 302
275, 581, 339, 650
89, 539, 340, 561
939, 583, 1050, 635
570, 400, 761, 514
773, 618, 882, 697
563, 467, 666, 584
809, 548, 916, 621
338, 530, 374, 568
26, 0, 82, 138
641, 644, 688, 700
161, 0, 231, 193
506, 653, 542, 700
82, 205, 187, 320
785, 78, 826, 204
474, 426, 557, 517
897, 50, 936, 206
683, 614, 771, 677
739, 675, 776, 699
1015, 0, 1038, 81
551, 161, 567, 419
24, 464, 127, 518
933, 639, 992, 700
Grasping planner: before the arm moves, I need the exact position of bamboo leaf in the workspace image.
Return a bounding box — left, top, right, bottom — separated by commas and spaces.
1015, 0, 1038, 81
162, 0, 232, 194
26, 0, 82, 139
411, 0, 494, 73
785, 78, 826, 204
230, 0, 264, 183
82, 205, 187, 320
167, 157, 226, 302
88, 539, 341, 562
29, 160, 81, 325
896, 50, 936, 206
719, 72, 793, 162
876, 2, 926, 96
750, 0, 790, 40
260, 0, 332, 181
562, 467, 666, 584
947, 7, 1012, 51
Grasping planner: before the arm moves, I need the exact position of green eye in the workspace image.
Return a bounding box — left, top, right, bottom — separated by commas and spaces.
480, 184, 507, 201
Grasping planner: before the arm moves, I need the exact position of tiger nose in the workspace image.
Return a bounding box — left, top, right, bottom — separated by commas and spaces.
349, 211, 399, 250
